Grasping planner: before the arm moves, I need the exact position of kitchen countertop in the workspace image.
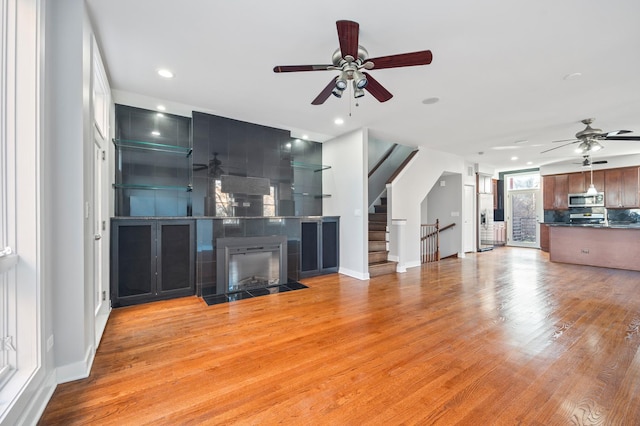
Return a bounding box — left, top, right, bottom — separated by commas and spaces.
542, 222, 640, 229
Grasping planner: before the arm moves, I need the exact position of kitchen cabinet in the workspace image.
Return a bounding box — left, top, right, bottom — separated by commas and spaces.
543, 174, 568, 209
605, 167, 640, 208
300, 217, 339, 278
568, 170, 605, 194
540, 224, 549, 252
477, 174, 492, 194
111, 219, 195, 307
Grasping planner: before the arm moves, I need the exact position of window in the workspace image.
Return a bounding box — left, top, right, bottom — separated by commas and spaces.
263, 185, 277, 217
507, 173, 540, 190
0, 0, 43, 419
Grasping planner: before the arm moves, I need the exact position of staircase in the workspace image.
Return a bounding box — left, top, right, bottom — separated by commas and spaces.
368, 197, 398, 277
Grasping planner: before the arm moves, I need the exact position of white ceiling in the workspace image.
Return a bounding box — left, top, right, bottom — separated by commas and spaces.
86, 0, 640, 172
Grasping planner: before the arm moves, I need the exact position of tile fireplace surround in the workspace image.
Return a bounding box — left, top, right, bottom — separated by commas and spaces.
196, 216, 337, 297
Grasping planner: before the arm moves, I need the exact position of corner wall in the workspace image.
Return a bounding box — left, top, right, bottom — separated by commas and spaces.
47, 0, 97, 383
389, 148, 465, 268
322, 129, 369, 280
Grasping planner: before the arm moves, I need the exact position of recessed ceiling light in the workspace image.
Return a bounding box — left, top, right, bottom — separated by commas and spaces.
334, 118, 344, 125
294, 139, 301, 143
302, 135, 309, 140
511, 156, 518, 161
151, 131, 160, 136
421, 97, 440, 105
157, 69, 174, 79
156, 113, 164, 117
157, 105, 166, 111
563, 72, 582, 80
285, 142, 291, 148
526, 161, 533, 165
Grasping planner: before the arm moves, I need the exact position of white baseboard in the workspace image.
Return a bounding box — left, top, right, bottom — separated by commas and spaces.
404, 261, 421, 270
95, 308, 111, 348
56, 344, 95, 384
339, 267, 370, 280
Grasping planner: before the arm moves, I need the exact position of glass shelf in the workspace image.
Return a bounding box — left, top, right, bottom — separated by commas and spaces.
113, 138, 192, 156
113, 183, 193, 192
291, 161, 331, 172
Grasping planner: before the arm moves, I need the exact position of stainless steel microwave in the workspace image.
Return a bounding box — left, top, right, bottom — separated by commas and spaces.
568, 192, 605, 208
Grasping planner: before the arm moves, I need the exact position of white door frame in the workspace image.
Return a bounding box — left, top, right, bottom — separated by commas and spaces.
506, 188, 541, 248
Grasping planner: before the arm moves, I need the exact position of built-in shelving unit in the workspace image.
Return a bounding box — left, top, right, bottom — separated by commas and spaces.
114, 105, 192, 217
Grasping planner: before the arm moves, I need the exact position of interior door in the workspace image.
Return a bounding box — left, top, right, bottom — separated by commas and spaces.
507, 190, 540, 248
463, 185, 475, 252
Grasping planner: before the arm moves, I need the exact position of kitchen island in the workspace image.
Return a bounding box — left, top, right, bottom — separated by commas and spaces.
548, 223, 640, 272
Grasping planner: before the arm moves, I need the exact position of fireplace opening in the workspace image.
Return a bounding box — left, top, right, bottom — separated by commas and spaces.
217, 236, 287, 294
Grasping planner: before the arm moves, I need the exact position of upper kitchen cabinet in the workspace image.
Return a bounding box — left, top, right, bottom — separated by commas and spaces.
568, 170, 605, 194
114, 105, 193, 217
478, 174, 493, 194
543, 174, 568, 209
605, 167, 640, 208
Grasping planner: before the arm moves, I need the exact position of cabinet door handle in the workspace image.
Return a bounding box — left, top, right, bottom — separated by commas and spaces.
94, 234, 102, 240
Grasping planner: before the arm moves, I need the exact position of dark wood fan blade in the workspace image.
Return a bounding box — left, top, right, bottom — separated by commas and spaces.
592, 160, 608, 164
311, 78, 338, 105
362, 72, 393, 102
273, 64, 332, 73
541, 141, 579, 153
604, 135, 640, 141
604, 130, 632, 136
368, 50, 433, 70
336, 20, 359, 60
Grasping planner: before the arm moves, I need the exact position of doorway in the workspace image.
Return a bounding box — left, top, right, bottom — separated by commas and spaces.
504, 172, 541, 248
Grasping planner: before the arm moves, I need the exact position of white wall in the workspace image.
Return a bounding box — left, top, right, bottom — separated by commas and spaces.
423, 173, 463, 258
47, 0, 99, 383
389, 148, 466, 268
323, 129, 369, 280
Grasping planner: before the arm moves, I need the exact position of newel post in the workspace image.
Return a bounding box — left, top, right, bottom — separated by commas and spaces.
392, 219, 407, 273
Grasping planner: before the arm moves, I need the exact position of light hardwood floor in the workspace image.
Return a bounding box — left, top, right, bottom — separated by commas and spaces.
39, 247, 640, 425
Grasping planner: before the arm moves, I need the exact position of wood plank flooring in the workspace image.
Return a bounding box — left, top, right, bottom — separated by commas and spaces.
39, 247, 640, 425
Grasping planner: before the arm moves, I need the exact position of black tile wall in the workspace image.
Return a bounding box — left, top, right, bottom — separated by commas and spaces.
192, 111, 323, 217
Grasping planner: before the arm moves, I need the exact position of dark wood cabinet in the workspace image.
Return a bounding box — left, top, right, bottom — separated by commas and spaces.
540, 224, 549, 252
543, 174, 568, 210
605, 167, 640, 208
300, 217, 339, 278
111, 219, 195, 307
569, 170, 605, 194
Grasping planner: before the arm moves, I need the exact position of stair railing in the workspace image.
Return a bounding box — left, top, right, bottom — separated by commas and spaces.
420, 220, 456, 263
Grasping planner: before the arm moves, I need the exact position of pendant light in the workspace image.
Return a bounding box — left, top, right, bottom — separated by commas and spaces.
586, 164, 598, 195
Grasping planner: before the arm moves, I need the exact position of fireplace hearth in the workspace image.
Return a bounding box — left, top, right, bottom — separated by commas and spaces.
216, 236, 288, 294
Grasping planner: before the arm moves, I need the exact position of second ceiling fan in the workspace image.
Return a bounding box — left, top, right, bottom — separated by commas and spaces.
542, 118, 640, 154
273, 20, 433, 105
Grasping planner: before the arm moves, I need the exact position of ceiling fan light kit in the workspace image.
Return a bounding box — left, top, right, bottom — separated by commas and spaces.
273, 20, 433, 105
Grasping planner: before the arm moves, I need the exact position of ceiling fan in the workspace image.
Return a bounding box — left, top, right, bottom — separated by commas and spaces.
574, 155, 607, 167
541, 118, 640, 154
273, 20, 433, 105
